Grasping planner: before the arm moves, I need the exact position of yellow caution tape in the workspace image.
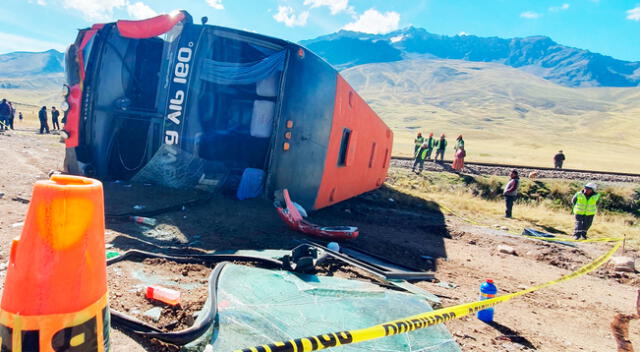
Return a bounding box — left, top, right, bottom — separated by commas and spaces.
437, 203, 623, 243
235, 241, 621, 352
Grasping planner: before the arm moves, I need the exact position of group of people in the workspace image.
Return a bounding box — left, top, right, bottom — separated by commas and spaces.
410, 132, 598, 240
503, 170, 600, 239
0, 99, 23, 131
411, 132, 466, 173
37, 106, 62, 134
0, 99, 62, 134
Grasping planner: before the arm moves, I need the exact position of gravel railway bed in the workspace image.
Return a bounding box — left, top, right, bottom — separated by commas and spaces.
391, 158, 640, 183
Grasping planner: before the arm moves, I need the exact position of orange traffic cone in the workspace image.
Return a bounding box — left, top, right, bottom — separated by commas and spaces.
0, 175, 109, 351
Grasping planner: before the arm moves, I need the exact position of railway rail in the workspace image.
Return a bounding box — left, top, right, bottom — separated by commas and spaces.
390, 156, 640, 183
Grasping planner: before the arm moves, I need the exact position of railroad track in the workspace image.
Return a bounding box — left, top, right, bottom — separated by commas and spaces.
390, 156, 640, 183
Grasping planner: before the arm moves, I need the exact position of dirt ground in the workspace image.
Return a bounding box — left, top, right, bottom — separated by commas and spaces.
0, 128, 638, 351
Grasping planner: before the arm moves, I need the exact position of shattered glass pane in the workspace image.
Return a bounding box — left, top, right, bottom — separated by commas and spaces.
211, 264, 460, 351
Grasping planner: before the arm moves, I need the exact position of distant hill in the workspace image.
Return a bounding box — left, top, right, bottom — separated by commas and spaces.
342, 59, 640, 172
301, 27, 640, 88
0, 50, 64, 106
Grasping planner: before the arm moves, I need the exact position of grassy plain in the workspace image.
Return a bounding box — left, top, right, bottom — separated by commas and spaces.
343, 59, 640, 172
387, 167, 640, 248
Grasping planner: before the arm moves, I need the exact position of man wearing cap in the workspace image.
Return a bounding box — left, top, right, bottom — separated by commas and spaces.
571, 183, 600, 239
554, 150, 566, 169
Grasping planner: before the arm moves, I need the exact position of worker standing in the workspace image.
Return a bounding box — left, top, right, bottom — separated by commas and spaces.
554, 150, 565, 169
412, 143, 429, 174
434, 134, 447, 162
38, 106, 50, 134
0, 99, 10, 131
454, 135, 465, 151
572, 183, 600, 240
414, 132, 424, 156
503, 170, 519, 218
8, 101, 15, 130
51, 106, 60, 130
424, 132, 435, 160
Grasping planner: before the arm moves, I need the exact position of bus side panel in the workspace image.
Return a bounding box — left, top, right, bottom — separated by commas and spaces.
313, 75, 393, 210
266, 47, 337, 210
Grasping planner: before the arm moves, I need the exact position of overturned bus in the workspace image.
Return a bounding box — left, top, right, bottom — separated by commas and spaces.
62, 10, 392, 211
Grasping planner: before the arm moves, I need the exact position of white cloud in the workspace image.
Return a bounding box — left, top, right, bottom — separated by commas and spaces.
343, 9, 400, 34
520, 11, 542, 19
273, 6, 309, 27
627, 6, 640, 21
126, 2, 157, 19
206, 0, 224, 10
458, 31, 469, 36
549, 3, 570, 12
303, 0, 352, 15
63, 0, 161, 21
0, 32, 65, 54
63, 0, 126, 21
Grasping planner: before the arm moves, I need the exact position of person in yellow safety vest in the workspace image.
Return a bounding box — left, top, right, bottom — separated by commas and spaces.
414, 132, 424, 156
571, 182, 601, 239
412, 143, 429, 173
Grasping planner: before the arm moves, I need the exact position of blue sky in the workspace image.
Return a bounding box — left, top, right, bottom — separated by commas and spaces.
2, 0, 639, 61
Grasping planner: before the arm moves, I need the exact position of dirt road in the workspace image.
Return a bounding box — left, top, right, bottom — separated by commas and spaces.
0, 129, 638, 351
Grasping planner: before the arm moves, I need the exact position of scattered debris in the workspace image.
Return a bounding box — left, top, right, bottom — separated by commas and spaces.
497, 245, 517, 256
10, 196, 29, 204
609, 257, 636, 273
129, 216, 157, 227
146, 285, 181, 306
275, 189, 359, 240
106, 251, 121, 260
327, 242, 340, 252
11, 221, 24, 228
143, 307, 163, 322
436, 281, 458, 289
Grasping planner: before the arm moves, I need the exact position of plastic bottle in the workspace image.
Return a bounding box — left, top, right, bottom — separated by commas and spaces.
129, 216, 157, 226
145, 285, 181, 306
477, 279, 497, 322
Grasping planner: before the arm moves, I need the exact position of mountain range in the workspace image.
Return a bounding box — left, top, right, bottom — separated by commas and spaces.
301, 27, 640, 88
0, 29, 639, 171
0, 49, 64, 105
